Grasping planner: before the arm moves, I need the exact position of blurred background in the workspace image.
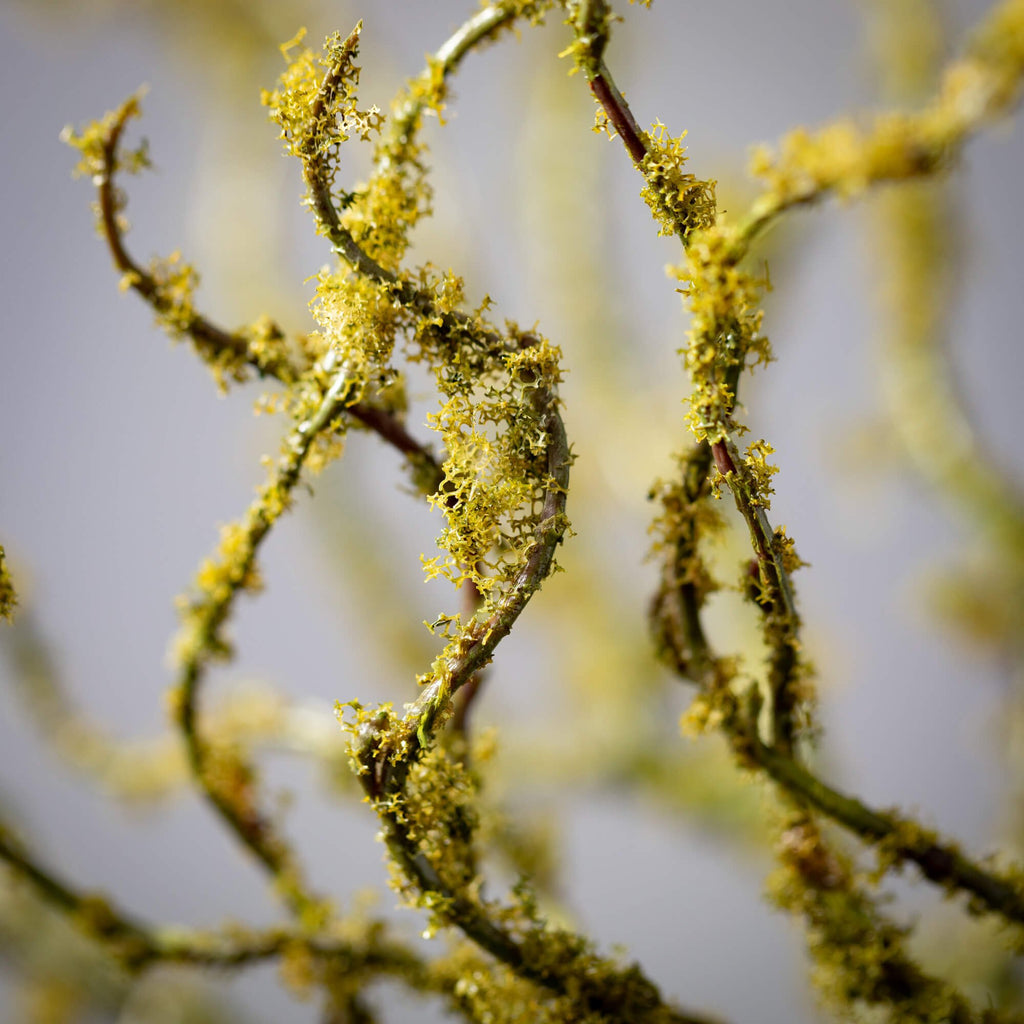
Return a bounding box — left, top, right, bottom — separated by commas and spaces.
1, 0, 1023, 1021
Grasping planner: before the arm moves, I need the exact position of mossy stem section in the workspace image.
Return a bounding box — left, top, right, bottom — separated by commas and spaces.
573, 22, 805, 748
733, 0, 1024, 259
348, 391, 721, 1023
0, 817, 448, 988
94, 101, 441, 490
97, 104, 299, 383
176, 356, 358, 916
741, 728, 1024, 927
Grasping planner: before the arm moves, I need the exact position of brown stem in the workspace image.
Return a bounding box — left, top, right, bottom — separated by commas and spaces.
96, 102, 442, 487
589, 71, 648, 164
450, 578, 486, 742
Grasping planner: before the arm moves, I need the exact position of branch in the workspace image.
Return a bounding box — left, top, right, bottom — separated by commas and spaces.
290, 24, 534, 370
347, 379, 718, 1023
65, 98, 443, 493
172, 351, 360, 915
739, 719, 1024, 928
449, 578, 487, 743
570, 8, 806, 748
92, 99, 301, 385
0, 543, 17, 623
770, 816, 982, 1024
734, 0, 1024, 257
0, 824, 152, 967
354, 372, 571, 793
0, 819, 446, 993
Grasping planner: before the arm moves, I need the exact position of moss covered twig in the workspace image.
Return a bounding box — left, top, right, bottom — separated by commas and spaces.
570, 4, 807, 750
0, 544, 16, 623
356, 742, 719, 1024
305, 13, 712, 1010
346, 381, 716, 1022
648, 443, 721, 686
866, 0, 1024, 665
352, 358, 570, 790
735, 714, 1024, 928
736, 0, 1024, 254
0, 824, 153, 968
172, 350, 365, 916
273, 22, 531, 372
769, 816, 986, 1024
0, 819, 457, 1006
578, 4, 1024, 1013
63, 97, 443, 493
449, 578, 487, 742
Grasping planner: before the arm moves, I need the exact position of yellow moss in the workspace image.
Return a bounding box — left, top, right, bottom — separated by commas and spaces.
742, 440, 778, 511
772, 526, 807, 576
0, 545, 16, 622
639, 121, 716, 239
747, 0, 1024, 224
278, 938, 318, 999
263, 23, 385, 238
670, 225, 770, 443
60, 93, 149, 181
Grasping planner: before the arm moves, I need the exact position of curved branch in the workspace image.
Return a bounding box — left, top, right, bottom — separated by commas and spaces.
90, 100, 442, 490
349, 386, 716, 1023
296, 25, 527, 368
733, 0, 1024, 258
174, 352, 358, 914
96, 104, 299, 384
571, 13, 805, 748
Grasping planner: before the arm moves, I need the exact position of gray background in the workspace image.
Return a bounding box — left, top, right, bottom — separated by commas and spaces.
1, 1, 1022, 1021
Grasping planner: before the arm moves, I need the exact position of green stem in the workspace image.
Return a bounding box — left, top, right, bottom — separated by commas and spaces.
175, 353, 358, 914
743, 728, 1024, 926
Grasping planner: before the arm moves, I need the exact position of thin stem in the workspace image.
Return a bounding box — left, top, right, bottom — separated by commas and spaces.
741, 724, 1024, 927
97, 109, 298, 383
650, 443, 719, 684
0, 823, 153, 968
449, 579, 486, 742
391, 2, 529, 143
297, 28, 525, 367
732, 0, 1024, 260
349, 381, 717, 1023
175, 354, 358, 914
356, 379, 571, 798
572, 19, 805, 748
0, 818, 442, 986
95, 102, 442, 489
588, 71, 647, 165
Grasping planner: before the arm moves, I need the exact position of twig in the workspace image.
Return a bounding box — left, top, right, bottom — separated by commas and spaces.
571, 11, 805, 749
449, 577, 487, 743
740, 721, 1024, 927
173, 351, 359, 914
88, 101, 442, 491
0, 818, 443, 987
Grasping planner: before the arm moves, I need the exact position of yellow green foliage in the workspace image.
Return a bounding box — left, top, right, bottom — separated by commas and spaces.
669, 226, 770, 444
0, 546, 16, 623
261, 24, 385, 224
639, 122, 717, 240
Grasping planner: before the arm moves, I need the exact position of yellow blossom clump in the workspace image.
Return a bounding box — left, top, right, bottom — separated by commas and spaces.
670, 225, 770, 442
0, 545, 16, 622
262, 24, 385, 233
639, 121, 716, 240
